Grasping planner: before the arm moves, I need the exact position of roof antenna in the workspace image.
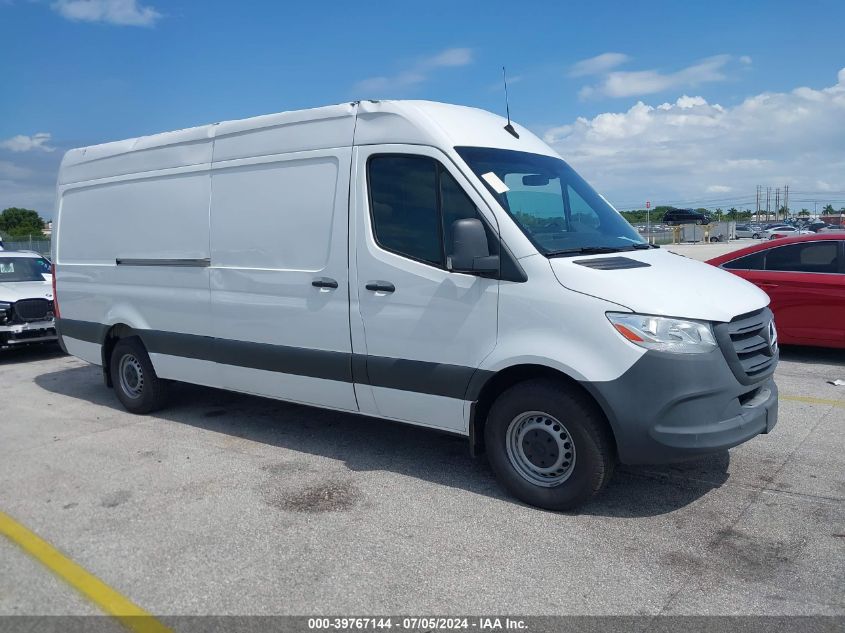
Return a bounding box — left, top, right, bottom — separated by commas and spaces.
502, 66, 519, 139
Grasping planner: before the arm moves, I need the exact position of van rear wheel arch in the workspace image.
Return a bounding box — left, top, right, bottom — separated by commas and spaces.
108, 336, 168, 414
469, 364, 618, 460
101, 323, 140, 387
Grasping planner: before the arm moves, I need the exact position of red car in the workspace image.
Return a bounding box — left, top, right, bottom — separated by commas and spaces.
708, 234, 845, 349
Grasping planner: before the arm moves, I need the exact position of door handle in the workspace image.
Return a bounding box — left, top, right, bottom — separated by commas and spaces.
757, 282, 779, 289
365, 281, 395, 293
312, 277, 338, 289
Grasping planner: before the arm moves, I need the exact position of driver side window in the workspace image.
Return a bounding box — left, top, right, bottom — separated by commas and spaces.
368, 155, 493, 268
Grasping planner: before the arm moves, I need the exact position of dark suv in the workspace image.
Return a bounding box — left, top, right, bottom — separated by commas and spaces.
662, 208, 712, 225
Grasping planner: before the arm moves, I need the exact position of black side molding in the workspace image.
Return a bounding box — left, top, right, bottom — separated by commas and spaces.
116, 258, 210, 267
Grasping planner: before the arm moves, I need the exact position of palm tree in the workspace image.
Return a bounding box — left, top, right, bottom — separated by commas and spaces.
822, 204, 835, 214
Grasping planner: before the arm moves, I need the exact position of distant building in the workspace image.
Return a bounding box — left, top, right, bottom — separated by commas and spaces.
820, 214, 844, 227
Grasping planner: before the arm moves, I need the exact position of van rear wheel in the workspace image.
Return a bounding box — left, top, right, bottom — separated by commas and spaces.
484, 380, 615, 511
110, 338, 167, 414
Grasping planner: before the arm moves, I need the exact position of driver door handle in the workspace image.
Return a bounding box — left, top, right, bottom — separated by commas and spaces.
365, 281, 395, 293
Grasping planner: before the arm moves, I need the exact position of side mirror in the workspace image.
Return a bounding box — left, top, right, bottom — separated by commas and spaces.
448, 218, 499, 276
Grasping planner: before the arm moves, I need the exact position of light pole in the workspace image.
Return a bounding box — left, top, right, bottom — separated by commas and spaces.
646, 200, 651, 244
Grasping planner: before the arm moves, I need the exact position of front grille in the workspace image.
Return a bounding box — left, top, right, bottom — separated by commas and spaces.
12, 298, 52, 322
714, 308, 777, 385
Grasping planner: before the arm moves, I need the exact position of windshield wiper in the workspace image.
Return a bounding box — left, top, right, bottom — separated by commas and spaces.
545, 246, 626, 258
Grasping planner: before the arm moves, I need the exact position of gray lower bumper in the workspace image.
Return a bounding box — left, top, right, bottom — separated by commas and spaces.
582, 348, 779, 465
0, 320, 57, 347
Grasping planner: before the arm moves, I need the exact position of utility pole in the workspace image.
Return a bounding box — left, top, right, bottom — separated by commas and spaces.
766, 187, 771, 221
774, 188, 780, 222
756, 185, 760, 224
784, 185, 789, 221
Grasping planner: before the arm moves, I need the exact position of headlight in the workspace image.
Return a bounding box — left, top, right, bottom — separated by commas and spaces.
0, 302, 9, 323
607, 312, 717, 354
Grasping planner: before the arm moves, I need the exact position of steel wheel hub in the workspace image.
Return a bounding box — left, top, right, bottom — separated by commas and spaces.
506, 411, 576, 487
118, 354, 144, 399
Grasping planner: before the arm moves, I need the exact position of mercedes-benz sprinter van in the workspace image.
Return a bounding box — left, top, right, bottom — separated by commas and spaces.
53, 100, 778, 510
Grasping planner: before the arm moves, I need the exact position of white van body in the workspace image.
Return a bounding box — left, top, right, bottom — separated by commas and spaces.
54, 100, 778, 509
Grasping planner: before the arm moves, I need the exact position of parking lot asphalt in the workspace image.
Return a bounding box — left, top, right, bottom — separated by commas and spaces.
1, 336, 843, 618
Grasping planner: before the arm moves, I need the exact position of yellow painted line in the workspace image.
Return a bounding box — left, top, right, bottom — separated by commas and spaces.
0, 510, 173, 633
781, 394, 845, 408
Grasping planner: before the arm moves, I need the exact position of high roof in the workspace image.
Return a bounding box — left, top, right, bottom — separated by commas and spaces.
57, 100, 558, 186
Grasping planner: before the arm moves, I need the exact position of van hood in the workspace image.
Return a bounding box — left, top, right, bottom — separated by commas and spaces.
548, 248, 769, 323
0, 280, 53, 303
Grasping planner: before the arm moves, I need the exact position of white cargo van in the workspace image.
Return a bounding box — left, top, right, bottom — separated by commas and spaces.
53, 100, 778, 509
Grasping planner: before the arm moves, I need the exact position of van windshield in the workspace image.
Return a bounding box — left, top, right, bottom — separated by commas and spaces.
456, 147, 646, 256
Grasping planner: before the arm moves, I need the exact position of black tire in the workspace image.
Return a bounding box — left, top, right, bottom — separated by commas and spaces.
484, 379, 615, 511
109, 337, 167, 414
752, 233, 760, 239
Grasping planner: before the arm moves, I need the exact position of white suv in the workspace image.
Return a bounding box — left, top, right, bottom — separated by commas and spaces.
0, 251, 57, 349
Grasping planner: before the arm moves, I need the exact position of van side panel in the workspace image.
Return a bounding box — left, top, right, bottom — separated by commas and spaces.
60, 171, 211, 263
208, 148, 358, 411
56, 165, 214, 384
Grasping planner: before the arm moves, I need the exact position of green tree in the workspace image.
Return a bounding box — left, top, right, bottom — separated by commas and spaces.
0, 207, 45, 238
822, 204, 835, 214
799, 208, 810, 216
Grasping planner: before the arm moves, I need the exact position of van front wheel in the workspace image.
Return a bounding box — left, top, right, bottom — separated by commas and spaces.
110, 338, 167, 414
484, 380, 615, 510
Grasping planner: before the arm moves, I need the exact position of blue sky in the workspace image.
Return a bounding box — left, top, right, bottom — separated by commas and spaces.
2, 0, 844, 217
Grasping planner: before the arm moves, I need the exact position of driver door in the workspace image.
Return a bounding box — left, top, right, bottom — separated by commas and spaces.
350, 145, 500, 433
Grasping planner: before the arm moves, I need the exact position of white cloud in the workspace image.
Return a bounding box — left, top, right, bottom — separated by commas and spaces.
568, 52, 630, 77
0, 161, 32, 180
578, 55, 734, 99
353, 47, 473, 94
544, 68, 845, 209
427, 48, 473, 67
0, 135, 63, 216
0, 133, 55, 153
52, 0, 161, 26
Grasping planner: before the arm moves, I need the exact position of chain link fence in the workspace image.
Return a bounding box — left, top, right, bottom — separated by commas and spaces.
0, 236, 52, 257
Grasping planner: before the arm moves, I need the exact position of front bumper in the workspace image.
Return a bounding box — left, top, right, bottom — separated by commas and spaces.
582, 347, 778, 465
0, 319, 58, 347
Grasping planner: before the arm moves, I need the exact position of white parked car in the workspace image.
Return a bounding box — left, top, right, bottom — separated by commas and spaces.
735, 224, 764, 239
53, 100, 779, 510
818, 225, 845, 233
763, 226, 812, 240
0, 251, 57, 348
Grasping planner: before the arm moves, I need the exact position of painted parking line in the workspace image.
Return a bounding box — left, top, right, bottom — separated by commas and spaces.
0, 510, 172, 633
781, 394, 845, 408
